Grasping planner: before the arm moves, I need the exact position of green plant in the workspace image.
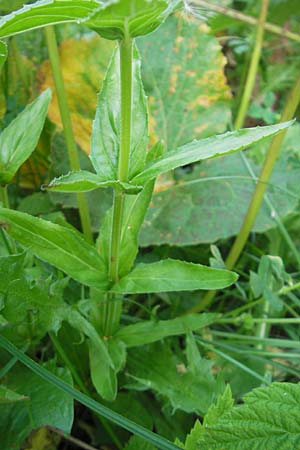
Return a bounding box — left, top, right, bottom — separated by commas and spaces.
0, 1, 298, 448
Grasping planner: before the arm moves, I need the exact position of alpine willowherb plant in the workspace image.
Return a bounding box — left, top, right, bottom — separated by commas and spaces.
0, 1, 297, 449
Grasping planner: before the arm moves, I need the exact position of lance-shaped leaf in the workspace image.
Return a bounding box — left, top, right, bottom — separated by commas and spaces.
90, 44, 148, 181
0, 41, 7, 73
0, 0, 179, 41
116, 313, 217, 347
0, 208, 108, 289
112, 259, 238, 294
45, 170, 143, 194
0, 89, 51, 184
131, 121, 294, 185
0, 0, 101, 38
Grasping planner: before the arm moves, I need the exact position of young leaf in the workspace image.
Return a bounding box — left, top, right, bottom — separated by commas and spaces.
116, 313, 217, 347
0, 89, 51, 184
0, 40, 7, 73
132, 121, 294, 185
0, 208, 108, 289
90, 44, 148, 180
112, 259, 238, 294
199, 382, 300, 450
0, 0, 179, 40
45, 170, 142, 194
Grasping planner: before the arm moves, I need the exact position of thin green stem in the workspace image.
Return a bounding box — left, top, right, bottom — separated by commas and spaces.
226, 75, 300, 270
44, 26, 93, 243
234, 0, 270, 129
104, 37, 133, 336
218, 317, 300, 325
0, 185, 9, 208
191, 0, 300, 43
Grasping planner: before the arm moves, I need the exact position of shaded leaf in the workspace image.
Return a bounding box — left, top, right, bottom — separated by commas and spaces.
140, 147, 300, 246
125, 436, 156, 450
116, 313, 217, 347
0, 362, 73, 450
0, 208, 108, 289
132, 122, 293, 185
112, 259, 237, 294
45, 170, 142, 194
127, 342, 222, 415
0, 90, 51, 184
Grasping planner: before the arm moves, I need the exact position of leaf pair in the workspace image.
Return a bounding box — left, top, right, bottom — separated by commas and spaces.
0, 0, 179, 40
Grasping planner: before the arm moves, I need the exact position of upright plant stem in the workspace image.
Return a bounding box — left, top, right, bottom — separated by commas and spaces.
104, 36, 133, 336
44, 27, 93, 243
234, 0, 269, 129
0, 185, 9, 208
226, 76, 300, 270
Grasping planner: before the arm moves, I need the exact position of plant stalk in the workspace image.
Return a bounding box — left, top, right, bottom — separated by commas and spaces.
44, 26, 93, 243
234, 0, 269, 129
0, 185, 9, 208
104, 37, 133, 336
190, 0, 300, 43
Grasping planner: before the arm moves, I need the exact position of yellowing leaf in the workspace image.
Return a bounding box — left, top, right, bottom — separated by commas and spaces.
38, 35, 114, 154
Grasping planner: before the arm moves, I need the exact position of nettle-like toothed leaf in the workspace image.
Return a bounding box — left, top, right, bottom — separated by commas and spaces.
0, 0, 179, 40
112, 259, 238, 294
198, 382, 300, 450
45, 170, 143, 194
0, 40, 7, 73
90, 44, 148, 181
0, 208, 108, 289
131, 121, 294, 185
0, 89, 51, 184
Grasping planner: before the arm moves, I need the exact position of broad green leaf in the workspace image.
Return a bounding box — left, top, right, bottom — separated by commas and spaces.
116, 313, 217, 347
125, 436, 156, 450
138, 15, 231, 149
0, 361, 73, 450
90, 44, 148, 180
0, 208, 108, 289
112, 259, 238, 294
199, 382, 300, 450
0, 40, 7, 73
0, 0, 179, 40
140, 149, 300, 246
45, 170, 143, 194
131, 121, 294, 185
0, 89, 51, 184
0, 335, 181, 450
0, 386, 28, 404
127, 342, 222, 415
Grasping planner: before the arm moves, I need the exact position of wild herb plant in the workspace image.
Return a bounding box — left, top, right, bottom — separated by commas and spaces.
0, 1, 299, 449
